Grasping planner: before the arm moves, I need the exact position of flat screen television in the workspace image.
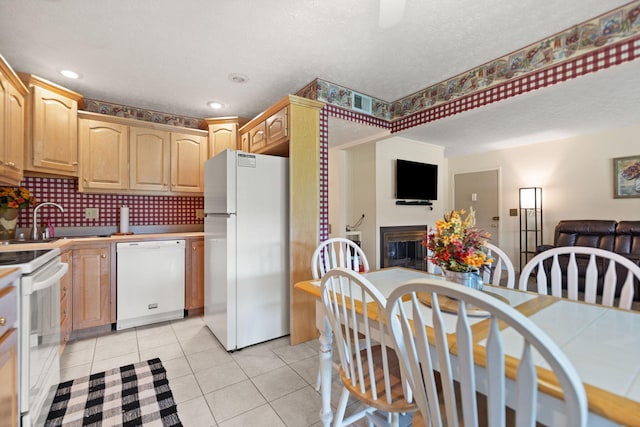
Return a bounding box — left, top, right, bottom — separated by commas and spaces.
395, 159, 438, 200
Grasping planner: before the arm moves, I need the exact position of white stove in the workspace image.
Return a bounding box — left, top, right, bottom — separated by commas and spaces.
1, 248, 68, 426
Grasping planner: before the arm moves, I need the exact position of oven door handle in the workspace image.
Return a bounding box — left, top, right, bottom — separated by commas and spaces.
31, 262, 69, 292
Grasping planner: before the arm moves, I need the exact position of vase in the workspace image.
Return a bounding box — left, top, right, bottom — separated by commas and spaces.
0, 208, 19, 241
444, 269, 483, 291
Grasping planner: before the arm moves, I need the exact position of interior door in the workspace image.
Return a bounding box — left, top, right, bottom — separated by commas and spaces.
454, 169, 499, 244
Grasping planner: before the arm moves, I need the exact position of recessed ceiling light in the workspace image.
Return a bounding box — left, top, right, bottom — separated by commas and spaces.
207, 101, 224, 109
60, 69, 79, 79
228, 73, 248, 84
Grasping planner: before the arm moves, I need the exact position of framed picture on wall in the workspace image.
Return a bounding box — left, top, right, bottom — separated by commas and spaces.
613, 155, 640, 198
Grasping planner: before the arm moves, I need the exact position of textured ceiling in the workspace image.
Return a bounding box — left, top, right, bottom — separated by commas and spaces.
0, 0, 637, 155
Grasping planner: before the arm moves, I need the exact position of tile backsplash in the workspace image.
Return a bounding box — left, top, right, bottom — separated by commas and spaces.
16, 177, 204, 229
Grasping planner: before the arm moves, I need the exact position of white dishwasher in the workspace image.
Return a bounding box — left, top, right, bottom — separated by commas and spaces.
116, 240, 186, 330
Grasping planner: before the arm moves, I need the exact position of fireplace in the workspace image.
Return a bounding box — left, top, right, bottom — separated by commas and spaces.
380, 225, 428, 271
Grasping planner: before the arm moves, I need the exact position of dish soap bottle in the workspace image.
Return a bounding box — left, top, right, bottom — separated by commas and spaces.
46, 219, 55, 238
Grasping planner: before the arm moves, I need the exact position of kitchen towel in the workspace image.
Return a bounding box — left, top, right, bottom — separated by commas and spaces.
120, 206, 129, 233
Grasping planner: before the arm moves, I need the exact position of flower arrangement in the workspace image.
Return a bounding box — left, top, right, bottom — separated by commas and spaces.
423, 208, 492, 273
0, 187, 38, 209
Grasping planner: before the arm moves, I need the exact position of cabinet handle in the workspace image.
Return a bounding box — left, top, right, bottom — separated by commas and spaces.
101, 253, 106, 259
72, 162, 78, 165
0, 317, 5, 326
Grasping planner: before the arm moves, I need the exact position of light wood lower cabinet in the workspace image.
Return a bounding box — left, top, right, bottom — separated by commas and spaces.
72, 245, 111, 330
59, 250, 73, 352
0, 328, 18, 427
185, 238, 204, 310
0, 273, 18, 427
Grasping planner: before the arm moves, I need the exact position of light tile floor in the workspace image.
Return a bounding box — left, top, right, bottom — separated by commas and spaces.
59, 316, 384, 426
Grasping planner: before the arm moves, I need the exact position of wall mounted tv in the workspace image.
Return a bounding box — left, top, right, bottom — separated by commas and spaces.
395, 159, 438, 201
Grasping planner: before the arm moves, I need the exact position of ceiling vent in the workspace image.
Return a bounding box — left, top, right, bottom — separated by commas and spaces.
351, 91, 372, 115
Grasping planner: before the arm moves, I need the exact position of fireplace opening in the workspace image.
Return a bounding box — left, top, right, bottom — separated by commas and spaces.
380, 225, 428, 271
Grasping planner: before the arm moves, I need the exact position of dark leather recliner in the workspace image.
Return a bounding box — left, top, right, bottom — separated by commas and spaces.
536, 220, 640, 301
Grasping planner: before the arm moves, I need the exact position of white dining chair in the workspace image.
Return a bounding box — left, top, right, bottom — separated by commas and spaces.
311, 237, 371, 391
385, 278, 588, 427
311, 237, 370, 280
482, 242, 516, 288
320, 268, 416, 427
518, 246, 639, 310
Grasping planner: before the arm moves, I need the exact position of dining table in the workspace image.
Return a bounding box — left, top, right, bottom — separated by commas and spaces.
294, 267, 640, 427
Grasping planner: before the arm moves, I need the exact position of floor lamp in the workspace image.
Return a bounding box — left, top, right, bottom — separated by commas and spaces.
519, 187, 543, 270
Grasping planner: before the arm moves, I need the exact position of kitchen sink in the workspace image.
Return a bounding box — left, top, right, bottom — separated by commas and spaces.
0, 238, 59, 245
0, 235, 110, 245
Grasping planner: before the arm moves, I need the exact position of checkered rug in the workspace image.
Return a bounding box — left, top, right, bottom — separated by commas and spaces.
45, 358, 182, 426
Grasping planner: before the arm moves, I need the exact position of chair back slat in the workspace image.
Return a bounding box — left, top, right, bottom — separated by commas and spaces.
485, 318, 505, 427
455, 303, 478, 426
519, 246, 639, 309
566, 254, 578, 300
584, 254, 598, 304
386, 279, 588, 427
515, 344, 537, 426
601, 260, 617, 306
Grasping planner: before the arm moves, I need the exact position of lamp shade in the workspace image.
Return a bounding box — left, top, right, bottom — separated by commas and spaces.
520, 187, 542, 209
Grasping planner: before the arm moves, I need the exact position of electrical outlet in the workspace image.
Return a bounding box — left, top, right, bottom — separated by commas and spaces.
84, 208, 99, 219
195, 209, 204, 219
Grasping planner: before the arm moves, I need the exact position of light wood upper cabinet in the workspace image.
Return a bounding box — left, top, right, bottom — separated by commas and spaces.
171, 132, 206, 193
201, 116, 248, 158
78, 116, 129, 191
78, 112, 207, 195
129, 127, 170, 192
19, 73, 83, 176
240, 104, 290, 156
72, 245, 110, 330
0, 56, 27, 186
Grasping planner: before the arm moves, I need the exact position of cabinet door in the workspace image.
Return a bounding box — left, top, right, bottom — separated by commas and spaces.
266, 107, 288, 146
129, 127, 170, 191
185, 239, 204, 310
72, 246, 110, 330
29, 85, 78, 174
59, 250, 73, 351
78, 118, 129, 191
0, 329, 18, 427
0, 70, 24, 186
171, 132, 206, 193
248, 121, 267, 153
209, 123, 237, 157
240, 131, 249, 153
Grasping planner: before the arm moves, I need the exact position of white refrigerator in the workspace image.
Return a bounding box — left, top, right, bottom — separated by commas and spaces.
203, 149, 290, 350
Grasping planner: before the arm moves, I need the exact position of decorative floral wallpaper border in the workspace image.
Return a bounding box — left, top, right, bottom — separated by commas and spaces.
298, 0, 640, 124
83, 98, 203, 129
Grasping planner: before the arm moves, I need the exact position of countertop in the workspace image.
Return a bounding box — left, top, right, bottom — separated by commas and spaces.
0, 232, 204, 252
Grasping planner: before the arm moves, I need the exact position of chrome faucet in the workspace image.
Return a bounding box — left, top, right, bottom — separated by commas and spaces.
31, 202, 64, 240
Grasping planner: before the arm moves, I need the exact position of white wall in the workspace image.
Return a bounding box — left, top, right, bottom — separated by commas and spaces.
329, 136, 447, 269
448, 124, 640, 268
